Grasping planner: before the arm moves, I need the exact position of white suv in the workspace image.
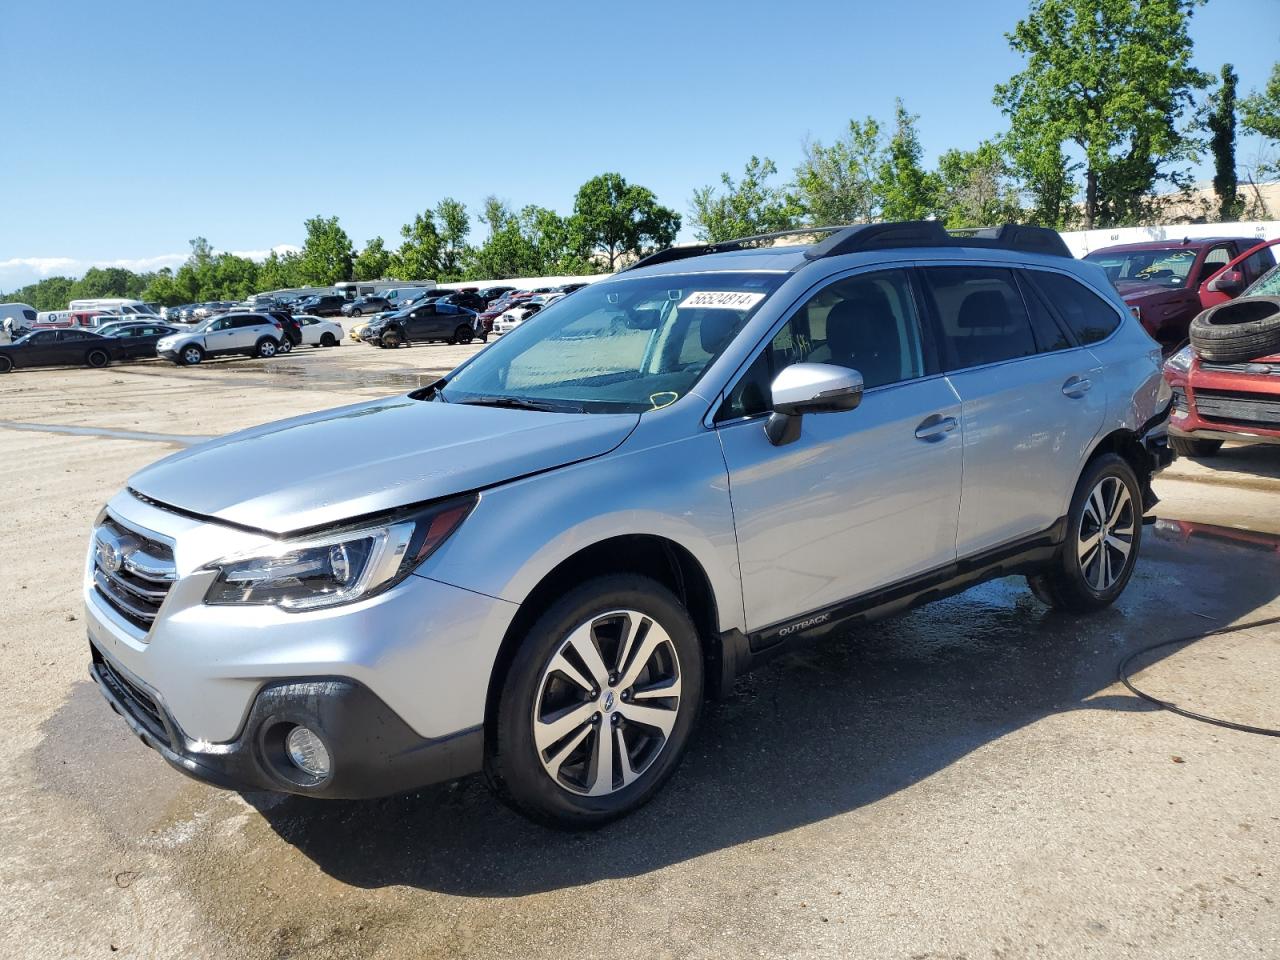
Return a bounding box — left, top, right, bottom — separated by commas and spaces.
157, 313, 285, 365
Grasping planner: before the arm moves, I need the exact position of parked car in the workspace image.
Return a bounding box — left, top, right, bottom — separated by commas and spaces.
477, 285, 517, 305
348, 319, 374, 343
0, 328, 123, 373
1084, 237, 1274, 348
297, 295, 350, 317
491, 301, 544, 335
1162, 261, 1280, 457
435, 291, 487, 312
293, 314, 344, 347
155, 313, 286, 365
556, 282, 590, 294
262, 311, 303, 350
342, 296, 392, 317
84, 222, 1172, 826
365, 301, 483, 348
101, 322, 182, 360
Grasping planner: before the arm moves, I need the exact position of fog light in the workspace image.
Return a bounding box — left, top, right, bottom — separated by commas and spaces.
285, 725, 331, 778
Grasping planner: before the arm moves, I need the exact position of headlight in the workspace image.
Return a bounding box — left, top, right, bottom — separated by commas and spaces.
1164, 344, 1194, 375
202, 496, 475, 610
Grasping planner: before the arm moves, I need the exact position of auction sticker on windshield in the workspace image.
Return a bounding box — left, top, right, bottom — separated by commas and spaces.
679, 291, 767, 311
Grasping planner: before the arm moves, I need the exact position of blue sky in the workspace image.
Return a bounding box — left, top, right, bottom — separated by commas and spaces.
2, 0, 1277, 290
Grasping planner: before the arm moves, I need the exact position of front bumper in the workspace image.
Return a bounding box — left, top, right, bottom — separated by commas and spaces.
91, 642, 482, 798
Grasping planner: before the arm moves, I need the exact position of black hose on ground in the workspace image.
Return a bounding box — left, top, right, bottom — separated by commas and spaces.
1118, 614, 1280, 738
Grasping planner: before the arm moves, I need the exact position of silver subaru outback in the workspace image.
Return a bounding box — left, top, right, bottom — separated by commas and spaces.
85, 223, 1172, 827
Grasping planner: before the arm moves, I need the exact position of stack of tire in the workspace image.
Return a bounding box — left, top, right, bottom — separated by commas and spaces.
1189, 296, 1280, 362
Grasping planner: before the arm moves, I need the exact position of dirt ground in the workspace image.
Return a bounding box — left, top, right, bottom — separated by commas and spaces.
2, 342, 1278, 960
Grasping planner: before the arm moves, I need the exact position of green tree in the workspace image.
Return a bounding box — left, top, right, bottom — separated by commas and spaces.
1242, 61, 1280, 140
793, 117, 887, 225
395, 210, 442, 280
0, 275, 76, 311
1208, 64, 1244, 222
934, 141, 1025, 228
995, 0, 1209, 228
519, 205, 594, 274
297, 216, 353, 284
878, 100, 939, 221
434, 198, 472, 280
141, 268, 184, 306
352, 238, 392, 280
690, 156, 801, 242
572, 173, 680, 270
258, 250, 303, 291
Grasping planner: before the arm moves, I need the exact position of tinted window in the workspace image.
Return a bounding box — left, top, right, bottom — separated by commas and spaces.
1018, 276, 1072, 352
922, 267, 1036, 369
61, 330, 90, 341
231, 315, 263, 328
719, 269, 926, 420
30, 331, 57, 343
1239, 244, 1276, 285
22, 309, 36, 321
1025, 271, 1121, 345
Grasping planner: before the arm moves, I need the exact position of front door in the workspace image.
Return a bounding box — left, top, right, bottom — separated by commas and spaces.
716, 267, 964, 633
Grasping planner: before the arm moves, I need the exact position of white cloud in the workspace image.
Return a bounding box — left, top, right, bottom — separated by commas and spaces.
0, 244, 303, 292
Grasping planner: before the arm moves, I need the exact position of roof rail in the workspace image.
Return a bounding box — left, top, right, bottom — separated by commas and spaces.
805, 221, 1072, 259
623, 226, 846, 273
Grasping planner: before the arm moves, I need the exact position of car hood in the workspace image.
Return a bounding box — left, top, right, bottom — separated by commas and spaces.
128, 396, 640, 534
1112, 281, 1188, 302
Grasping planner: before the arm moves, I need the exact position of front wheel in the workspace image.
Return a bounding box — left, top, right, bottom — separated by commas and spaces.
278, 338, 293, 354
381, 331, 401, 349
485, 574, 702, 828
1171, 437, 1224, 458
179, 344, 204, 366
350, 308, 362, 317
1027, 453, 1142, 613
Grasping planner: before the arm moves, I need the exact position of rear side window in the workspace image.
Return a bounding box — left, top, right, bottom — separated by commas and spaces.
921, 267, 1036, 369
1025, 271, 1121, 345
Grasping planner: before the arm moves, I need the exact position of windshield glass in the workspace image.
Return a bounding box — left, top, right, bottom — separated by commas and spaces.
444, 271, 786, 413
1084, 248, 1199, 287
1244, 264, 1280, 298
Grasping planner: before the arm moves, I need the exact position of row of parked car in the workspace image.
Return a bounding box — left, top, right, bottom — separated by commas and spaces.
349, 285, 583, 348
0, 312, 344, 373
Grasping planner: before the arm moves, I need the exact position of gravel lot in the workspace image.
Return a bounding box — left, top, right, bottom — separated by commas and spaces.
2, 342, 1278, 960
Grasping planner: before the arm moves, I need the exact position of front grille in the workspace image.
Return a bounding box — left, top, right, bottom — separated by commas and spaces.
1194, 388, 1280, 429
1171, 387, 1187, 413
92, 515, 176, 633
1200, 361, 1280, 376
92, 647, 171, 747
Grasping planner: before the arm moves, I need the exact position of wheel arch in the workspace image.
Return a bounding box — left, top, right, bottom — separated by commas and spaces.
1082, 427, 1154, 511
482, 534, 724, 742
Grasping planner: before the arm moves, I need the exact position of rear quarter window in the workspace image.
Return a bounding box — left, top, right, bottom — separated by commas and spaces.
1025, 271, 1122, 345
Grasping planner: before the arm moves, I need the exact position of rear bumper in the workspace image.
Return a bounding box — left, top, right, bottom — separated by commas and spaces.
90, 641, 483, 798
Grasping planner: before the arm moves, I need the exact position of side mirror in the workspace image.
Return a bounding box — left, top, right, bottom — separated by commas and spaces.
765, 362, 864, 445
1207, 269, 1244, 297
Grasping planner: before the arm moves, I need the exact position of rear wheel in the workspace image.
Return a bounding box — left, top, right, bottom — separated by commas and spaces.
0, 355, 13, 373
278, 338, 293, 354
179, 344, 204, 366
485, 574, 702, 828
1027, 453, 1142, 613
453, 325, 474, 345
1171, 436, 1224, 458
256, 338, 278, 359
320, 332, 337, 347
86, 349, 110, 368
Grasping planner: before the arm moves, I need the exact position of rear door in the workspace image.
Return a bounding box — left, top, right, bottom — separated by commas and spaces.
920, 263, 1106, 556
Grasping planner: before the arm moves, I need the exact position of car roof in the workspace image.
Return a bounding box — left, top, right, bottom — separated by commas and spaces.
1086, 237, 1259, 254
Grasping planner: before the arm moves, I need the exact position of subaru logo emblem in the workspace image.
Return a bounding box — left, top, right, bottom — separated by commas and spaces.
603, 691, 615, 711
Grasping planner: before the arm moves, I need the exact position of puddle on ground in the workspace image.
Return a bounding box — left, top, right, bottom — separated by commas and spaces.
0, 420, 210, 446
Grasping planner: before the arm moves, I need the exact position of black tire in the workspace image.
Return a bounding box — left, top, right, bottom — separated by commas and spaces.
86, 349, 110, 368
1189, 297, 1280, 363
453, 325, 474, 345
381, 331, 401, 349
1171, 436, 1224, 458
278, 338, 292, 354
255, 338, 278, 359
0, 355, 13, 373
179, 344, 204, 366
1027, 453, 1143, 613
320, 333, 337, 347
485, 574, 703, 828
350, 308, 362, 317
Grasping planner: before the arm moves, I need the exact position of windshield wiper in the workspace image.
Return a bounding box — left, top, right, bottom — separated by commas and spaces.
457, 395, 584, 413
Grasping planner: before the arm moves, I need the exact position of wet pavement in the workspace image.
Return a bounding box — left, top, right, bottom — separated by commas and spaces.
3, 353, 1280, 959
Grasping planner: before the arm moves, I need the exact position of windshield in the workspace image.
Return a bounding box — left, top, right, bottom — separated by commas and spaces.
444, 271, 785, 413
1244, 264, 1280, 298
1084, 248, 1199, 287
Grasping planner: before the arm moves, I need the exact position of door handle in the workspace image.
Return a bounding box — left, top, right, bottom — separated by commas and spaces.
1062, 376, 1092, 398
914, 414, 958, 442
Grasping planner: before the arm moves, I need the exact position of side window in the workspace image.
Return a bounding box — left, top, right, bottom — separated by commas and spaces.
718, 269, 926, 420
1017, 276, 1073, 352
232, 316, 259, 329
1197, 244, 1234, 285
61, 329, 89, 341
1025, 271, 1122, 345
921, 267, 1036, 369
1239, 245, 1276, 284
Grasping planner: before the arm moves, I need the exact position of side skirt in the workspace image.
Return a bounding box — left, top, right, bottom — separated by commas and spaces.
716, 518, 1067, 684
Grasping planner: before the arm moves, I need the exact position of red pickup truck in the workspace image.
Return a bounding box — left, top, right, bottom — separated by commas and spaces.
1084, 237, 1276, 347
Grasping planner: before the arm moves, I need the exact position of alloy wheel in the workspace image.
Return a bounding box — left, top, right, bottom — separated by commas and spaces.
532, 609, 682, 797
1077, 475, 1134, 591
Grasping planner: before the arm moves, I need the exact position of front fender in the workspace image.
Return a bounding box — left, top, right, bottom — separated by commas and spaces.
416, 429, 745, 634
